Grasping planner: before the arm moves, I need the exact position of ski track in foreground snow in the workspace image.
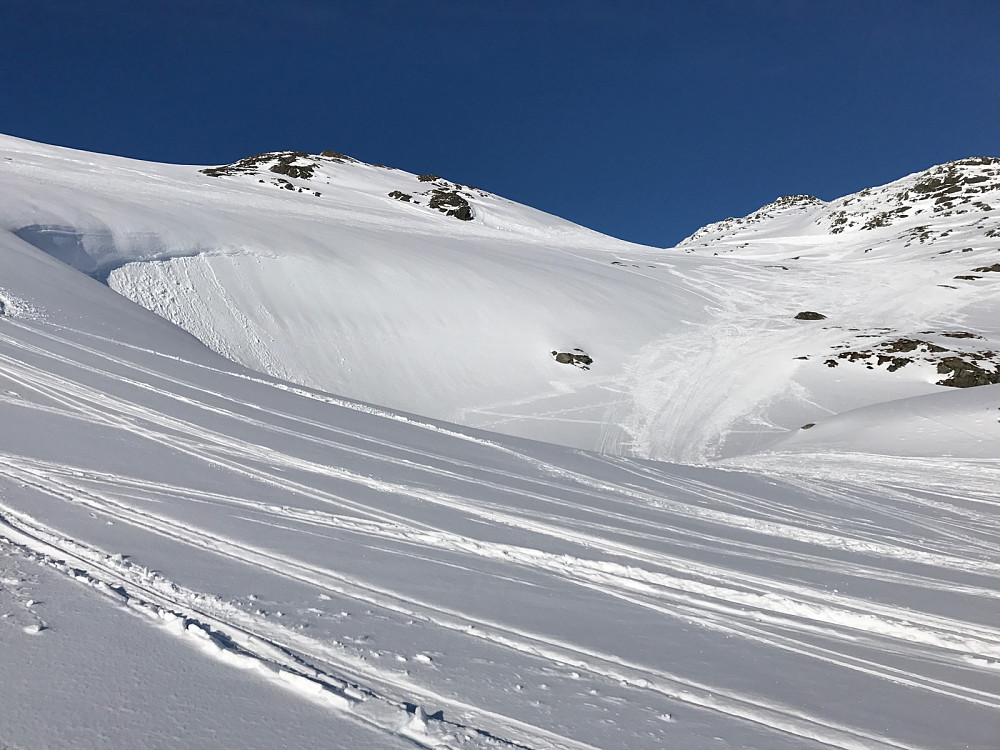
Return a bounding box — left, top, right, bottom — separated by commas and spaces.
1, 316, 999, 749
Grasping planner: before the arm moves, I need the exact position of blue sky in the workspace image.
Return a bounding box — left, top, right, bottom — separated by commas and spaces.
2, 0, 997, 246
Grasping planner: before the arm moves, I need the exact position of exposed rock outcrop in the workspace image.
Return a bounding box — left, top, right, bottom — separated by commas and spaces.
551, 349, 593, 370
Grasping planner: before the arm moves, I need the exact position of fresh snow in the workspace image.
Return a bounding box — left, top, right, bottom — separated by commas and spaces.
0, 135, 999, 749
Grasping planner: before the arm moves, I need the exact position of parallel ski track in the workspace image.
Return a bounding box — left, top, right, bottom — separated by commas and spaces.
2, 319, 999, 748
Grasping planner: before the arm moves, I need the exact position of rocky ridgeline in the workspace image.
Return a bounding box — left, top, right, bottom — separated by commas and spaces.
680, 157, 1000, 248
681, 194, 824, 245
200, 150, 362, 179
201, 151, 481, 221
200, 150, 364, 196
819, 156, 1000, 235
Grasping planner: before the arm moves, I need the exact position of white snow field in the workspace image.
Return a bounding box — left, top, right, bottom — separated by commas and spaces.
1, 135, 999, 748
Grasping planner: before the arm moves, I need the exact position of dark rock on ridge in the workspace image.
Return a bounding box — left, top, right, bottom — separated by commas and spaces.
427, 188, 473, 221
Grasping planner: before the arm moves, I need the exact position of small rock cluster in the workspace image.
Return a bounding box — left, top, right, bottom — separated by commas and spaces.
819, 335, 1000, 387
935, 356, 1000, 388
200, 150, 350, 196
388, 177, 481, 221
427, 188, 473, 220
551, 349, 593, 370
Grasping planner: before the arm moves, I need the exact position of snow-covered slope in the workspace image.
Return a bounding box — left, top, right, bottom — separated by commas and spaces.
2, 224, 1000, 750
653, 157, 1000, 460
763, 381, 1000, 458
3, 135, 1000, 462
0, 134, 711, 455
2, 135, 1000, 749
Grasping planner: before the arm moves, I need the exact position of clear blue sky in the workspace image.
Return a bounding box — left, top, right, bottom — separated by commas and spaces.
2, 0, 998, 246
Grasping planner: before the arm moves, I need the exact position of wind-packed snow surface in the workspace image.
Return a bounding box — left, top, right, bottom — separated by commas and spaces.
1, 135, 999, 748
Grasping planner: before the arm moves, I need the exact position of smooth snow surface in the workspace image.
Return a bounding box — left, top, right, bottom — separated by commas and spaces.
1, 136, 999, 749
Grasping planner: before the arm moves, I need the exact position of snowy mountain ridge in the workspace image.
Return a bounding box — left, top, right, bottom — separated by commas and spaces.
681, 156, 1000, 246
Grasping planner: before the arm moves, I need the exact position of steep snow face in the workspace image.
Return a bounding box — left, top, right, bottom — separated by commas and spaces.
3, 134, 1000, 463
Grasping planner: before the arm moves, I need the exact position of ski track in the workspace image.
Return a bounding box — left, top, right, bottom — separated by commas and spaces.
1, 319, 999, 748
